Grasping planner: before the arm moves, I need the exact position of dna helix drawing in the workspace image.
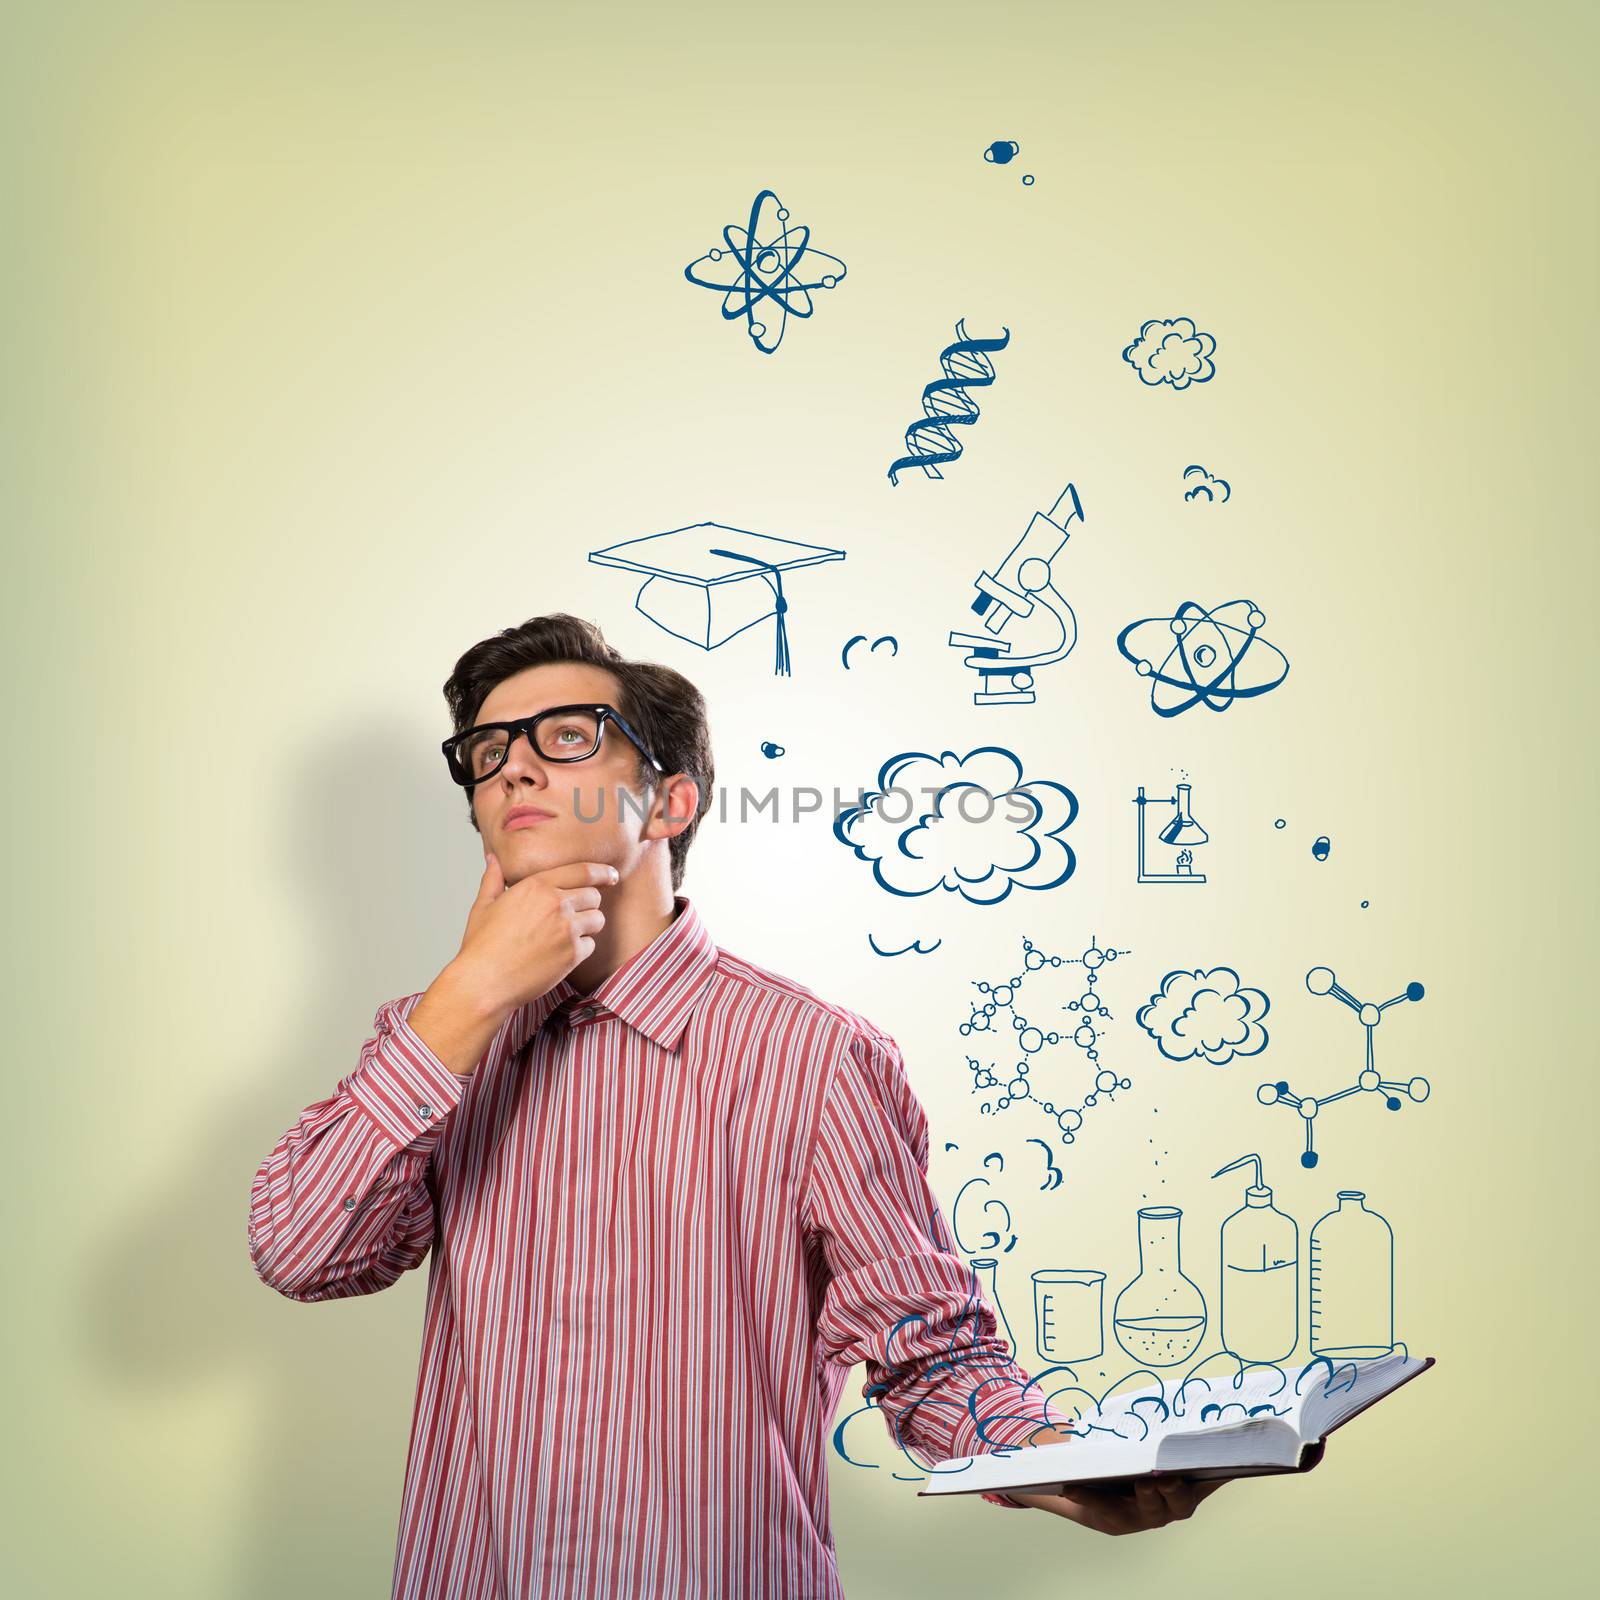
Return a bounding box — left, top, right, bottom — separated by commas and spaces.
887, 319, 1012, 485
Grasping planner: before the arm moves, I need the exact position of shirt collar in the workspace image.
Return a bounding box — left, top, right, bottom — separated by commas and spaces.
500, 893, 718, 1059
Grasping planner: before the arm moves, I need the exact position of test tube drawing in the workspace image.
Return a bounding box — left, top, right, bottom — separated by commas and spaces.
1032, 1268, 1106, 1363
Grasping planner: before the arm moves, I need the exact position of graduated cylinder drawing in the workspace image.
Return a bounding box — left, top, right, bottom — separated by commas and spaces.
1310, 1190, 1396, 1361
1211, 1154, 1299, 1364
1112, 1206, 1208, 1366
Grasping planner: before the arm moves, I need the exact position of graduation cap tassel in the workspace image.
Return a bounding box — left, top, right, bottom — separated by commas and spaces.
772, 587, 790, 676
710, 545, 792, 675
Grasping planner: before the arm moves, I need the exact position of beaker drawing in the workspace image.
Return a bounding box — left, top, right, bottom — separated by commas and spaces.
1112, 1206, 1208, 1366
968, 1256, 1017, 1355
1032, 1269, 1105, 1363
1309, 1190, 1394, 1360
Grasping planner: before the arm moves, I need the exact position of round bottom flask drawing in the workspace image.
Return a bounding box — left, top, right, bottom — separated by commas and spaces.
1112, 1205, 1208, 1366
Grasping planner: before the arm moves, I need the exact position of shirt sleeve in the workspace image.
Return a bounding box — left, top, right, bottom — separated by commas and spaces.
247, 991, 470, 1302
803, 1024, 1077, 1509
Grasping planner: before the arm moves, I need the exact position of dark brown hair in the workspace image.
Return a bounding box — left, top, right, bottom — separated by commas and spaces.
442, 613, 714, 891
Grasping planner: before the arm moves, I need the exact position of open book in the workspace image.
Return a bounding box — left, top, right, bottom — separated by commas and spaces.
919, 1350, 1434, 1497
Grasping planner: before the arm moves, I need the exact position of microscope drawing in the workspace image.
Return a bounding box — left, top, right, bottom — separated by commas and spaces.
1135, 782, 1209, 884
948, 484, 1083, 706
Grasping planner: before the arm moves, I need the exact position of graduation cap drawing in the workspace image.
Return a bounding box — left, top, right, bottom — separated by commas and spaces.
588, 522, 847, 676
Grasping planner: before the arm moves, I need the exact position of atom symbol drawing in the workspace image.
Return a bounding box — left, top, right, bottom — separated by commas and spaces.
1116, 598, 1290, 718
682, 188, 847, 354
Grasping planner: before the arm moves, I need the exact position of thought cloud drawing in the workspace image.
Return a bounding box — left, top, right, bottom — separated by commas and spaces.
1122, 317, 1217, 390
1137, 967, 1270, 1064
1182, 464, 1231, 503
833, 745, 1077, 903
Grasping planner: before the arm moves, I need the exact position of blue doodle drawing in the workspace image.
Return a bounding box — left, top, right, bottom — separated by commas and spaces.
970, 1253, 1019, 1360
952, 1158, 1018, 1256
1112, 1204, 1208, 1366
1212, 1154, 1299, 1365
1258, 968, 1429, 1169
841, 633, 899, 669
960, 935, 1132, 1147
868, 934, 943, 958
1313, 835, 1331, 861
1027, 1138, 1063, 1193
834, 746, 1077, 901
1135, 779, 1209, 884
982, 140, 1035, 185
830, 1398, 929, 1480
1138, 966, 1270, 1066
949, 484, 1084, 706
839, 1260, 1058, 1479
589, 522, 845, 676
1183, 464, 1231, 502
1116, 599, 1290, 717
1122, 317, 1217, 390
888, 320, 1011, 484
1008, 1351, 1404, 1451
1032, 1268, 1104, 1363
1310, 1189, 1396, 1360
683, 188, 847, 355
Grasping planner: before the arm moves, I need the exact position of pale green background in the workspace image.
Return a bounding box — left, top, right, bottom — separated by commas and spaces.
4, 1, 1594, 1595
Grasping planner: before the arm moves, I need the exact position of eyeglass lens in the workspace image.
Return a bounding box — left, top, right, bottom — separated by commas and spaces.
459, 709, 602, 781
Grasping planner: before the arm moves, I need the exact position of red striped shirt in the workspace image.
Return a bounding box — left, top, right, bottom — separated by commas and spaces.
249, 894, 1072, 1597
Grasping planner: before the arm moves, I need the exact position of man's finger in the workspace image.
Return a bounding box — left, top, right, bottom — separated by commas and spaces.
1132, 1479, 1171, 1528
1073, 1493, 1140, 1537
1152, 1476, 1198, 1520
540, 861, 621, 890
476, 852, 503, 894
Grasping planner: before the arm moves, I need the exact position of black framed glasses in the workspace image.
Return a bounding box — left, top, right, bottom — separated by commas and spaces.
441, 703, 666, 788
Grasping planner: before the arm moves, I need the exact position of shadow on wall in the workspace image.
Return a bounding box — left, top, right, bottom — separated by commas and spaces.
76, 710, 473, 1597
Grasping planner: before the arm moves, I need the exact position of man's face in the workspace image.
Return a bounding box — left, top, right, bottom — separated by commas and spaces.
470, 662, 660, 885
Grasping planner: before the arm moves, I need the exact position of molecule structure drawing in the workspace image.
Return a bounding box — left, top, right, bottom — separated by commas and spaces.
682, 188, 847, 355
960, 935, 1133, 1149
1116, 598, 1290, 717
888, 319, 1011, 484
1258, 967, 1429, 1170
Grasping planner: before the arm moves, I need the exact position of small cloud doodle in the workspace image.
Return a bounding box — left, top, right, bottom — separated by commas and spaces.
1182, 464, 1231, 503
834, 745, 1077, 903
1122, 317, 1217, 390
1137, 966, 1270, 1064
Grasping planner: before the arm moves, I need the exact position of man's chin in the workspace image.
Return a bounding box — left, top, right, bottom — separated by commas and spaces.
501, 836, 587, 882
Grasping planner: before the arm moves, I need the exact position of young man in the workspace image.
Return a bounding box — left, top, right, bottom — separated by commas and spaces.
249, 613, 1221, 1599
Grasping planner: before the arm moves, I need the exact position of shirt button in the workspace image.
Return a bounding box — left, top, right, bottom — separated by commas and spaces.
343, 1196, 356, 1211
416, 1104, 432, 1119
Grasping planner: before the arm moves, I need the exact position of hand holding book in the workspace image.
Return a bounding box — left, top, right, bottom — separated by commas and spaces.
921, 1351, 1434, 1502
1000, 1427, 1231, 1533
